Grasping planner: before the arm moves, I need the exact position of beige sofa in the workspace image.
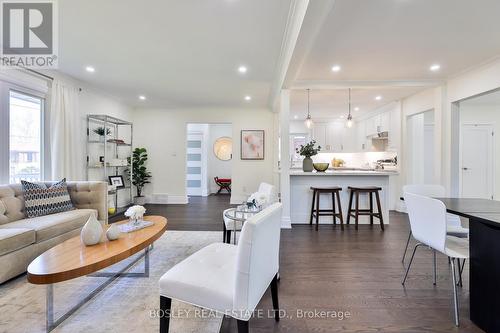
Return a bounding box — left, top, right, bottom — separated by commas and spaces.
0, 181, 107, 284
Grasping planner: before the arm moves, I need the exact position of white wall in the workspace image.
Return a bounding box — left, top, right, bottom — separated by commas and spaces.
47, 71, 134, 206
459, 104, 500, 199
133, 107, 275, 204
207, 124, 232, 194
400, 57, 500, 196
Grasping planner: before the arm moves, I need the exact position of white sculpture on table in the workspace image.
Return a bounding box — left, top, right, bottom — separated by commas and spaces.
81, 213, 103, 246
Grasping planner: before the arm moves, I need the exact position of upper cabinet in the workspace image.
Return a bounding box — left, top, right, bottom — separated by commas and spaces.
312, 121, 353, 152
309, 105, 400, 153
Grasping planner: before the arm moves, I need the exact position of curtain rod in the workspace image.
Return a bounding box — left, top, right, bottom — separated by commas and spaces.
21, 67, 83, 91
23, 68, 54, 81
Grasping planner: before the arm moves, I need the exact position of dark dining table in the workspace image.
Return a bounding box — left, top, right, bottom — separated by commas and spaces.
435, 198, 500, 333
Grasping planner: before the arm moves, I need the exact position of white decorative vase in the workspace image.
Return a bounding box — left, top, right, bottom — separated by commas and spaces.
106, 223, 121, 241
81, 214, 103, 246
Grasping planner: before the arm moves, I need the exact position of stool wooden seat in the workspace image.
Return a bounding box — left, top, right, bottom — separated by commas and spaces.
309, 186, 344, 231
346, 186, 384, 230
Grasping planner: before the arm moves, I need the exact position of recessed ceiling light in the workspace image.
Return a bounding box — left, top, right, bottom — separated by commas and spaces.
375, 95, 382, 101
294, 115, 298, 120
430, 64, 441, 71
331, 65, 341, 72
238, 66, 248, 74
85, 66, 95, 73
354, 107, 360, 111
244, 95, 251, 101
139, 95, 146, 100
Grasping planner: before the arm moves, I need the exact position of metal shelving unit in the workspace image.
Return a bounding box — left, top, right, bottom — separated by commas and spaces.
86, 115, 133, 216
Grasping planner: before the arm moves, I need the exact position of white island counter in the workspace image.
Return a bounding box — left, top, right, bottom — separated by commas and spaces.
290, 169, 398, 225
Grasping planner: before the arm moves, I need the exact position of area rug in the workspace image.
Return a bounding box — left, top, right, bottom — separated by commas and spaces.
0, 231, 224, 333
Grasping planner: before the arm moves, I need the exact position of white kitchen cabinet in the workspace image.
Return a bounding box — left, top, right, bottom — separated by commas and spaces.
312, 123, 327, 150
380, 112, 390, 132
327, 122, 344, 151
356, 120, 367, 151
387, 109, 400, 151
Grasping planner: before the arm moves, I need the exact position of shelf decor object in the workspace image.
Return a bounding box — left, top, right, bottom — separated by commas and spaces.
86, 114, 133, 221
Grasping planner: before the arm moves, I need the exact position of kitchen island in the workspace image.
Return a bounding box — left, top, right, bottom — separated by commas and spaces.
290, 169, 398, 225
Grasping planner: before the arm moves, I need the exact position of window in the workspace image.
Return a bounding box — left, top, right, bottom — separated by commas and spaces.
8, 90, 44, 183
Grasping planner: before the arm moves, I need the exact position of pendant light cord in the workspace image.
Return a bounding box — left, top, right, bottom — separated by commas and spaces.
348, 88, 351, 117
307, 89, 311, 117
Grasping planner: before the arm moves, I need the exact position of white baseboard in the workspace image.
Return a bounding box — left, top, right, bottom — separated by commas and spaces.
146, 194, 188, 204
281, 216, 292, 229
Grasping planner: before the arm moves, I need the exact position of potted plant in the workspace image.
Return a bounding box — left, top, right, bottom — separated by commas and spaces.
126, 148, 152, 205
296, 140, 321, 172
93, 127, 112, 142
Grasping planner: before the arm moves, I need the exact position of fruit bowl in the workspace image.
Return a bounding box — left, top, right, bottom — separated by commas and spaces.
313, 163, 329, 172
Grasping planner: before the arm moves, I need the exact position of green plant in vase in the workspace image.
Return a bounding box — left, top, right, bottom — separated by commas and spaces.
296, 140, 321, 172
126, 148, 152, 204
93, 126, 112, 141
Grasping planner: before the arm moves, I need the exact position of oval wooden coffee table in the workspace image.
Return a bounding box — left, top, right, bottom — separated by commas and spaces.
27, 215, 167, 332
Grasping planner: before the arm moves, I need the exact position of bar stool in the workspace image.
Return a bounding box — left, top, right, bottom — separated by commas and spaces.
346, 186, 384, 230
309, 187, 344, 231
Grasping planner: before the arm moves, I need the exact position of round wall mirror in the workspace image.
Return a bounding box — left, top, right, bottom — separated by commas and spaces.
213, 137, 232, 161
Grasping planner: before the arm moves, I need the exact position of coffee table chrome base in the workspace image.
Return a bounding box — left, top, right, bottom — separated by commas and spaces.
45, 246, 151, 332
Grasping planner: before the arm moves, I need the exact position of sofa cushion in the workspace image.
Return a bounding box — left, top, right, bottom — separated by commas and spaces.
22, 179, 74, 218
159, 243, 237, 313
0, 185, 25, 225
0, 228, 35, 256
0, 209, 96, 243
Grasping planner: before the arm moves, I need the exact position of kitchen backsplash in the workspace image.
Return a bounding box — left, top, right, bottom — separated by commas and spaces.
292, 151, 397, 169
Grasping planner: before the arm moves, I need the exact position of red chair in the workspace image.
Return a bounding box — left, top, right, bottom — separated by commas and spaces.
214, 177, 231, 194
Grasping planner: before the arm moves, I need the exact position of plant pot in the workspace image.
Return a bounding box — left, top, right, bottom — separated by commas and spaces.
134, 196, 147, 205
302, 157, 313, 172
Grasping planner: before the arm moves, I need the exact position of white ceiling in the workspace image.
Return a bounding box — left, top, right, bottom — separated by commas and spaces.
295, 0, 500, 82
288, 0, 500, 119
57, 0, 291, 108
56, 0, 500, 112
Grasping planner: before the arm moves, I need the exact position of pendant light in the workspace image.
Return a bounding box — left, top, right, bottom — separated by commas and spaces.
304, 89, 314, 129
346, 88, 353, 128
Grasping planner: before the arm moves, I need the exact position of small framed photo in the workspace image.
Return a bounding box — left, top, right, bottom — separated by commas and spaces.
108, 175, 124, 188
241, 130, 264, 160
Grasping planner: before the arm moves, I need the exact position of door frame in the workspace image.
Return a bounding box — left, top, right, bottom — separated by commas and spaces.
459, 123, 494, 199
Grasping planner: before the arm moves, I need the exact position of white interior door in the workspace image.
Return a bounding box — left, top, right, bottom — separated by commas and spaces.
460, 124, 494, 199
186, 132, 204, 196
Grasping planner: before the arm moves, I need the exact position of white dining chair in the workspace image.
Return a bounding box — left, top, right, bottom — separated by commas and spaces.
159, 203, 283, 333
223, 182, 277, 243
402, 184, 469, 263
402, 192, 469, 326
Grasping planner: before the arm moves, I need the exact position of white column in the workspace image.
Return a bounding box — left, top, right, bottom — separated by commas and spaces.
279, 90, 292, 228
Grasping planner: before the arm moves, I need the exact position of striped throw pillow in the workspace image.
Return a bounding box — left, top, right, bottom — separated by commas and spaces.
21, 179, 75, 218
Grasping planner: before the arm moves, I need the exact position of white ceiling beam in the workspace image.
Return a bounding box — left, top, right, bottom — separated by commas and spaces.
268, 0, 310, 111
291, 79, 445, 90
282, 0, 336, 89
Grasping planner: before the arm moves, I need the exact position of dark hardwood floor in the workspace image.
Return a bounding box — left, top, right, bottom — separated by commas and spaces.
141, 195, 482, 332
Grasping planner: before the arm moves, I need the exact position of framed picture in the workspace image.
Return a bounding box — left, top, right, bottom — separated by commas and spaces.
108, 175, 124, 188
241, 130, 264, 160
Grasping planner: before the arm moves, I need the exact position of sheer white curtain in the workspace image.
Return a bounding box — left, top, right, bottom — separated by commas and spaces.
50, 80, 81, 180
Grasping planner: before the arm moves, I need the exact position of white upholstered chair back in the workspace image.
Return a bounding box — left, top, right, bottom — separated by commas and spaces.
233, 202, 282, 313
404, 192, 447, 253
257, 182, 278, 204
403, 184, 446, 198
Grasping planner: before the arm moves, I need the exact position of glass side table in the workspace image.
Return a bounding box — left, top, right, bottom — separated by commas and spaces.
223, 205, 262, 244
